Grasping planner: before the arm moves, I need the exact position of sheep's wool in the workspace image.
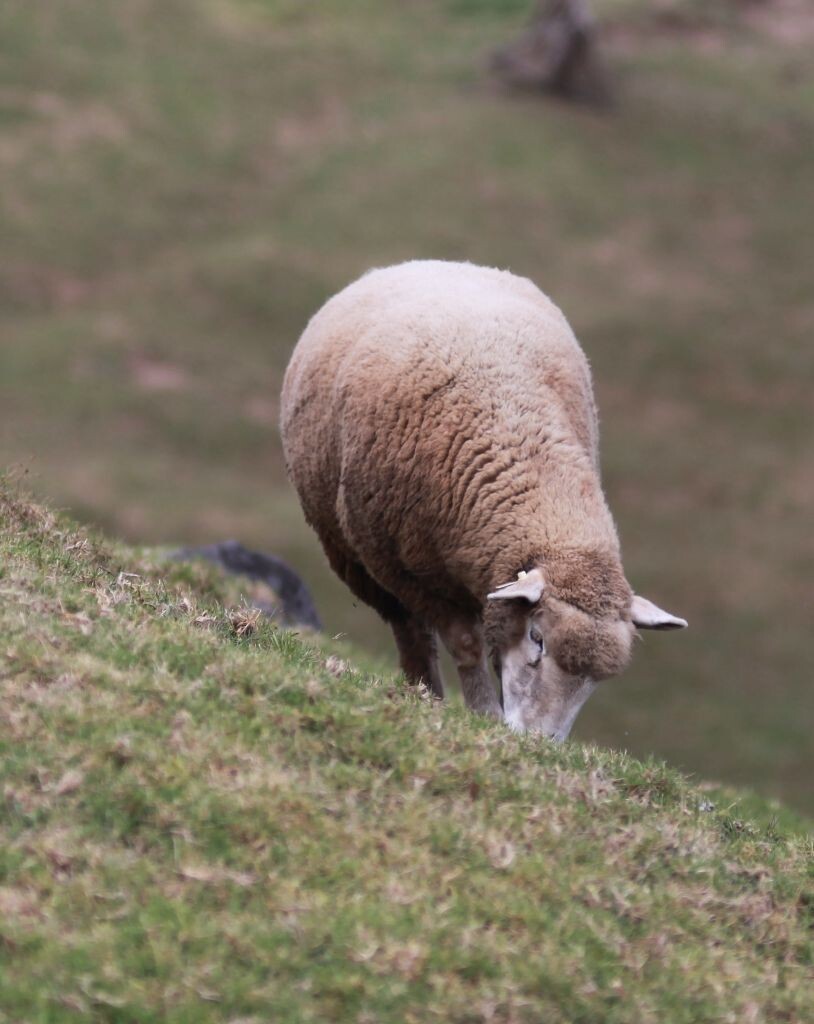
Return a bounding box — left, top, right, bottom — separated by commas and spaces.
281, 260, 634, 685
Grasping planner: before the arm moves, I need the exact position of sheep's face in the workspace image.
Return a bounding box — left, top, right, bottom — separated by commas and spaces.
493, 599, 634, 740
486, 566, 686, 740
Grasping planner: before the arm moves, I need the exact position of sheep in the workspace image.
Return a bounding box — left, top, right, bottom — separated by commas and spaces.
280, 260, 686, 739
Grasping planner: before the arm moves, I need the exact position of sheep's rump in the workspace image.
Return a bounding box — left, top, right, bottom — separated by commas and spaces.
281, 260, 599, 617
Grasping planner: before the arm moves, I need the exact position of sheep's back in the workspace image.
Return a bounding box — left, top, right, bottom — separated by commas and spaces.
281, 261, 601, 604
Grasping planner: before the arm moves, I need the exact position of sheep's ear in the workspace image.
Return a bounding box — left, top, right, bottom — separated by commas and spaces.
487, 568, 545, 604
630, 595, 687, 630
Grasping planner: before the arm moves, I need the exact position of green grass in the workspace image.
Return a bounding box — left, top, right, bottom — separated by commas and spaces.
1, 480, 812, 1022
1, 0, 813, 813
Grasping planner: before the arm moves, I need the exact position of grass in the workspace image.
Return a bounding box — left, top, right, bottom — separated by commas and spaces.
0, 0, 813, 814
0, 479, 812, 1022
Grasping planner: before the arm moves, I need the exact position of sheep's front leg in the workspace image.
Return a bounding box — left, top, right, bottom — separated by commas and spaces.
391, 616, 444, 698
440, 620, 503, 720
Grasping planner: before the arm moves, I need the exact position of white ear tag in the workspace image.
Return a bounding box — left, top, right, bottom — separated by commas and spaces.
487, 568, 545, 604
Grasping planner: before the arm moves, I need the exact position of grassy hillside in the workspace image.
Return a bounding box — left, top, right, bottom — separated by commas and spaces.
1, 0, 813, 812
0, 481, 810, 1024
1, 481, 812, 1022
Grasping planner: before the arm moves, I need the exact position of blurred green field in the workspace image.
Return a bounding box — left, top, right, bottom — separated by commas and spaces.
1, 1, 812, 811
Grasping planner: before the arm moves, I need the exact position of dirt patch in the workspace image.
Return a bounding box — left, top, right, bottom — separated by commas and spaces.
607, 0, 814, 54
600, 384, 697, 434
745, 0, 814, 45
1, 264, 93, 310
31, 92, 127, 149
0, 885, 41, 920
586, 224, 719, 304
0, 89, 127, 165
128, 353, 191, 393
244, 395, 279, 426
274, 96, 350, 155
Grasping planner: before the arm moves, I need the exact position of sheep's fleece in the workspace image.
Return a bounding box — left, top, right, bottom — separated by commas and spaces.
281, 260, 686, 737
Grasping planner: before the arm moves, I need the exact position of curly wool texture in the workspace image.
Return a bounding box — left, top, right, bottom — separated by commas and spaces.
281, 260, 631, 663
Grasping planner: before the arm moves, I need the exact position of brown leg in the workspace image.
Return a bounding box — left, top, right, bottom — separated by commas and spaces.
391, 617, 444, 699
439, 619, 503, 719
320, 537, 444, 697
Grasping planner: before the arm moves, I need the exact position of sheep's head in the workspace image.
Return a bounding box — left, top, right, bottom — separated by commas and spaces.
485, 558, 686, 740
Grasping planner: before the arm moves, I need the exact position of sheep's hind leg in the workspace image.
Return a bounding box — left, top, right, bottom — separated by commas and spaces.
391, 617, 444, 699
320, 538, 443, 698
440, 620, 503, 720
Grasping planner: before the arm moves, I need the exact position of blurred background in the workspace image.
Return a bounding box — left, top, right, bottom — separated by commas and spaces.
1, 0, 811, 812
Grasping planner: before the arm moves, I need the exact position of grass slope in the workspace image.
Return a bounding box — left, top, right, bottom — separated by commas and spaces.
1, 482, 812, 1023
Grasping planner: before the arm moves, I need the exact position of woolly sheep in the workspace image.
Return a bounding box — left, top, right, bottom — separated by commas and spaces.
281, 260, 686, 739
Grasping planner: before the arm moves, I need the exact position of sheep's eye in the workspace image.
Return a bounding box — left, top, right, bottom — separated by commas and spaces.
529, 626, 545, 653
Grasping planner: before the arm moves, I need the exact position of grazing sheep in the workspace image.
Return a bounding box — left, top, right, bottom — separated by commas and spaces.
281, 260, 686, 739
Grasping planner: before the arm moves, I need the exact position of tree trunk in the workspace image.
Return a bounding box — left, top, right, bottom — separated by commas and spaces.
492, 0, 612, 108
